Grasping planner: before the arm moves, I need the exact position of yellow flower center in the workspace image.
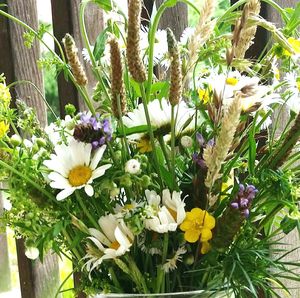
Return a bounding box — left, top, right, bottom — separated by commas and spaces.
198, 88, 210, 104
68, 165, 92, 187
110, 241, 120, 250
167, 208, 177, 221
226, 77, 239, 86
137, 137, 152, 153
0, 121, 9, 138
123, 204, 134, 210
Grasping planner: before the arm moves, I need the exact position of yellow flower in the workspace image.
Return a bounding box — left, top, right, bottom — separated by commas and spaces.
198, 86, 211, 104
180, 208, 215, 243
226, 77, 239, 86
200, 241, 211, 254
137, 136, 152, 153
0, 83, 11, 107
283, 37, 300, 56
0, 121, 9, 138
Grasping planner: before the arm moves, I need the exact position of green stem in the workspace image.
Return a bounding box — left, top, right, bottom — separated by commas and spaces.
79, 85, 96, 115
145, 1, 177, 103
79, 0, 110, 103
126, 255, 149, 293
62, 228, 82, 260
158, 135, 172, 173
0, 160, 56, 202
55, 270, 74, 298
155, 233, 169, 293
75, 191, 99, 229
8, 80, 58, 118
170, 105, 176, 189
109, 267, 123, 292
139, 84, 163, 187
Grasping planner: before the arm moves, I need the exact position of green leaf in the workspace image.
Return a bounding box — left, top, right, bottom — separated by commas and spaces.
92, 0, 112, 11
150, 81, 170, 100
159, 165, 173, 189
130, 78, 142, 98
116, 125, 151, 137
280, 215, 298, 235
93, 27, 110, 61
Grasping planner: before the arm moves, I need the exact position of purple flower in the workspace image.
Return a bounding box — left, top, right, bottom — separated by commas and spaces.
74, 113, 112, 148
230, 184, 258, 218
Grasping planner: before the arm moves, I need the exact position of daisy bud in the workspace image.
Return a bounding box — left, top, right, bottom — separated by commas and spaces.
120, 174, 133, 188
35, 137, 47, 148
125, 159, 141, 175
10, 134, 22, 147
63, 33, 88, 86
126, 0, 147, 82
110, 187, 120, 199
141, 175, 151, 188
184, 254, 195, 265
180, 136, 193, 148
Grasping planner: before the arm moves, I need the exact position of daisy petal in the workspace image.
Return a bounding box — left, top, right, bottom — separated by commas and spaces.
56, 188, 75, 201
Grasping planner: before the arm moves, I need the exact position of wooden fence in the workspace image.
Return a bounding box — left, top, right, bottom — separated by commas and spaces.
0, 0, 298, 297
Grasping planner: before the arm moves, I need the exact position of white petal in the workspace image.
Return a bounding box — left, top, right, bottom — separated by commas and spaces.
87, 236, 105, 251
90, 145, 107, 170
85, 184, 94, 197
90, 164, 112, 180
98, 214, 117, 243
114, 226, 131, 250
88, 228, 111, 247
56, 188, 75, 201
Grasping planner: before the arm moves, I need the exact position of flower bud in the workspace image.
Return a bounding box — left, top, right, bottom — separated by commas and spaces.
10, 134, 22, 147
141, 175, 151, 188
120, 174, 132, 187
180, 136, 193, 148
35, 138, 47, 148
184, 254, 195, 265
110, 187, 120, 199
25, 247, 39, 260
125, 159, 141, 175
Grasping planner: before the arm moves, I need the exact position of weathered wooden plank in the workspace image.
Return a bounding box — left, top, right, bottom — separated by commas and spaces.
70, 0, 104, 101
51, 0, 80, 116
0, 193, 12, 293
155, 0, 188, 40
5, 1, 61, 297
267, 1, 300, 297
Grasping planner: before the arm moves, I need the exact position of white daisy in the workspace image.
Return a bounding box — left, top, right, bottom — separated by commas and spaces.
122, 98, 195, 141
44, 115, 74, 146
161, 189, 186, 225
83, 214, 133, 273
144, 189, 186, 233
198, 70, 281, 111
284, 72, 300, 113
44, 139, 111, 201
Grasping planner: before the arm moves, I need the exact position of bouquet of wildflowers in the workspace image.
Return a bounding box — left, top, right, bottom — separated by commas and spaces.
1, 0, 300, 296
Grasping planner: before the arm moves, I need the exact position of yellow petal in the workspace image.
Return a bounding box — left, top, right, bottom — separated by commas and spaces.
188, 208, 204, 221
203, 213, 216, 229
184, 229, 201, 243
180, 219, 192, 231
200, 241, 211, 254
200, 228, 212, 242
